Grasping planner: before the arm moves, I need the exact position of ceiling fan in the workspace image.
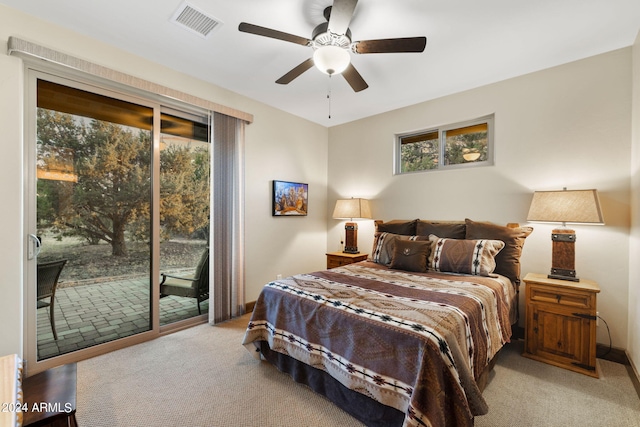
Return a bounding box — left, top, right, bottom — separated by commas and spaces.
238, 0, 427, 92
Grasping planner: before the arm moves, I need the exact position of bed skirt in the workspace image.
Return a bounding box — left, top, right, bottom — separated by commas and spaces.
258, 340, 500, 427
259, 340, 406, 427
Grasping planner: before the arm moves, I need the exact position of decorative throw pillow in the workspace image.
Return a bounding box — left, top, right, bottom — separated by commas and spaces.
464, 219, 533, 285
375, 219, 418, 236
416, 220, 466, 239
389, 240, 431, 273
428, 234, 505, 276
370, 232, 428, 266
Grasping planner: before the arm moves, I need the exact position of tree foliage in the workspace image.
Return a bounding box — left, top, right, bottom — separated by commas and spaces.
401, 130, 488, 172
37, 109, 210, 256
159, 144, 210, 241
444, 132, 488, 165
401, 139, 439, 172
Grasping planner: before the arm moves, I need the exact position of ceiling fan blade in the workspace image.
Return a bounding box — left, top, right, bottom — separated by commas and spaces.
328, 0, 358, 36
276, 58, 315, 85
342, 63, 368, 92
353, 37, 427, 54
238, 22, 311, 46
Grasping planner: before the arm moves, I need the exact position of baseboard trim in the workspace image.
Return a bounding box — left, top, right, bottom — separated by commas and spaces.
245, 300, 256, 313
596, 343, 629, 365
595, 344, 640, 400
625, 353, 640, 400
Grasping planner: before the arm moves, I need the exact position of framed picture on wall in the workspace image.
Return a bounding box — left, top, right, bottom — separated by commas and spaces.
272, 180, 308, 216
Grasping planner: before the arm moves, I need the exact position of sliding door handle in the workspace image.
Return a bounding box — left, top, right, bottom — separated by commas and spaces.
27, 234, 41, 260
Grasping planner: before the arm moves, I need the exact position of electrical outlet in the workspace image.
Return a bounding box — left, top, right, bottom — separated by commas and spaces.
596, 311, 599, 326
276, 274, 282, 280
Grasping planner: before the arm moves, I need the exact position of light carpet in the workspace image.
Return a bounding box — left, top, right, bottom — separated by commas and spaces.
76, 314, 640, 427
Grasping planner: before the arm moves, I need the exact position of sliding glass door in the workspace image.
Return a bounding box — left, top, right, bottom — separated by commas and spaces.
158, 110, 210, 326
26, 71, 210, 371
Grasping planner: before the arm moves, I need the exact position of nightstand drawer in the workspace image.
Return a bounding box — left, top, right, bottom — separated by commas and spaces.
327, 257, 346, 269
529, 285, 593, 309
326, 252, 368, 269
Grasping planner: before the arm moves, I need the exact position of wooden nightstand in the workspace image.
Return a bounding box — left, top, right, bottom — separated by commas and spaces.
326, 252, 368, 269
522, 272, 600, 378
23, 363, 78, 427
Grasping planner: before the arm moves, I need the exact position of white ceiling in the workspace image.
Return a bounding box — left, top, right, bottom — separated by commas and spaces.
3, 0, 640, 127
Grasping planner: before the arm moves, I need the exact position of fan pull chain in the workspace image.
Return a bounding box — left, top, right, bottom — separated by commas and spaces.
327, 74, 332, 119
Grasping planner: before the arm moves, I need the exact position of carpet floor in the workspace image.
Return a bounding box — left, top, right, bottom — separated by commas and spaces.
76, 314, 640, 427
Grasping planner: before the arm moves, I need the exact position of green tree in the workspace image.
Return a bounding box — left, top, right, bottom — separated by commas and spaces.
159, 143, 210, 242
36, 110, 86, 237
444, 132, 487, 165
401, 139, 438, 172
37, 109, 210, 256
72, 120, 151, 256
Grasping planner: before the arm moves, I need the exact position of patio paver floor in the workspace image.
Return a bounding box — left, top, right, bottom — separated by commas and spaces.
37, 277, 208, 359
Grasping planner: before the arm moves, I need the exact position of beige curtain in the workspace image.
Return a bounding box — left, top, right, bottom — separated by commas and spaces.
209, 112, 246, 323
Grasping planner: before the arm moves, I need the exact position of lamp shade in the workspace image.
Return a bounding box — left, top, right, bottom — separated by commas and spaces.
332, 198, 372, 220
313, 45, 350, 75
527, 189, 604, 225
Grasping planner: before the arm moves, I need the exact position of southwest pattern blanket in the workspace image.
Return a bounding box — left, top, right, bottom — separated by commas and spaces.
242, 262, 513, 427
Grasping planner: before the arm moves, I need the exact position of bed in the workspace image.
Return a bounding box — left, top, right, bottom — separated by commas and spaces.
242, 218, 532, 427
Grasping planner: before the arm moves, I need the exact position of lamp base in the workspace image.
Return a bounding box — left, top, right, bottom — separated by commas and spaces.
548, 268, 579, 282
549, 229, 579, 282
343, 222, 359, 254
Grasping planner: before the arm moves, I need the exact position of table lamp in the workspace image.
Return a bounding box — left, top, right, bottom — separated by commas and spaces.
527, 188, 604, 281
332, 198, 372, 254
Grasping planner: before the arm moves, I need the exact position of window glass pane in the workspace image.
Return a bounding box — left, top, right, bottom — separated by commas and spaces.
36, 79, 152, 359
37, 80, 153, 130
444, 123, 488, 165
400, 131, 439, 172
159, 112, 210, 325
161, 113, 209, 142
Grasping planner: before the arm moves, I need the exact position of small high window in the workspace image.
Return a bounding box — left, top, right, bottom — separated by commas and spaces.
396, 115, 494, 174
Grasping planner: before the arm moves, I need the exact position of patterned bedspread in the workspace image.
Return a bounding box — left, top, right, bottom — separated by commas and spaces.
242, 261, 514, 427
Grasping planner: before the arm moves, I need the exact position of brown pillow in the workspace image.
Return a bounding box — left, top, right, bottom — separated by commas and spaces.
464, 219, 533, 285
416, 221, 466, 239
428, 235, 505, 276
390, 240, 431, 273
370, 232, 429, 266
375, 219, 418, 236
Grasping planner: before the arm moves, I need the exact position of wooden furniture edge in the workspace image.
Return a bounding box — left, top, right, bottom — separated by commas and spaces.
0, 354, 22, 427
373, 219, 520, 228
22, 363, 77, 427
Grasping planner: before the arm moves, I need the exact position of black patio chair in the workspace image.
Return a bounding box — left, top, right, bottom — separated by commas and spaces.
160, 249, 209, 314
37, 259, 68, 341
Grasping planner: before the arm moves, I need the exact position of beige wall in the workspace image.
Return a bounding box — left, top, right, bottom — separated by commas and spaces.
629, 31, 640, 376
0, 3, 636, 370
327, 49, 633, 349
0, 5, 328, 358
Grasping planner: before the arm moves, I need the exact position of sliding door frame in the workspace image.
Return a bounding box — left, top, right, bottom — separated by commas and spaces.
22, 64, 209, 376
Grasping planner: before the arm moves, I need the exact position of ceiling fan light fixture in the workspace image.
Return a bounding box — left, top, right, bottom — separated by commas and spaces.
313, 45, 350, 75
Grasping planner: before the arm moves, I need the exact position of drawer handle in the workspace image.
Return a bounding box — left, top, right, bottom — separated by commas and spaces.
556, 294, 561, 303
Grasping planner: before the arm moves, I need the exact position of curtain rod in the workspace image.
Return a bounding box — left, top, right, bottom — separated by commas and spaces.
7, 36, 254, 124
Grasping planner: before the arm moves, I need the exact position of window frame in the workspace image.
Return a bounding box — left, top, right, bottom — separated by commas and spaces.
23, 65, 212, 375
395, 114, 495, 174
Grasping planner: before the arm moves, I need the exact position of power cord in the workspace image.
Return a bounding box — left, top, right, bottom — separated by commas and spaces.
596, 314, 612, 358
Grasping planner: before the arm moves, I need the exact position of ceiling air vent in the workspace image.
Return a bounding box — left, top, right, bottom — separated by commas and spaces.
170, 2, 223, 39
